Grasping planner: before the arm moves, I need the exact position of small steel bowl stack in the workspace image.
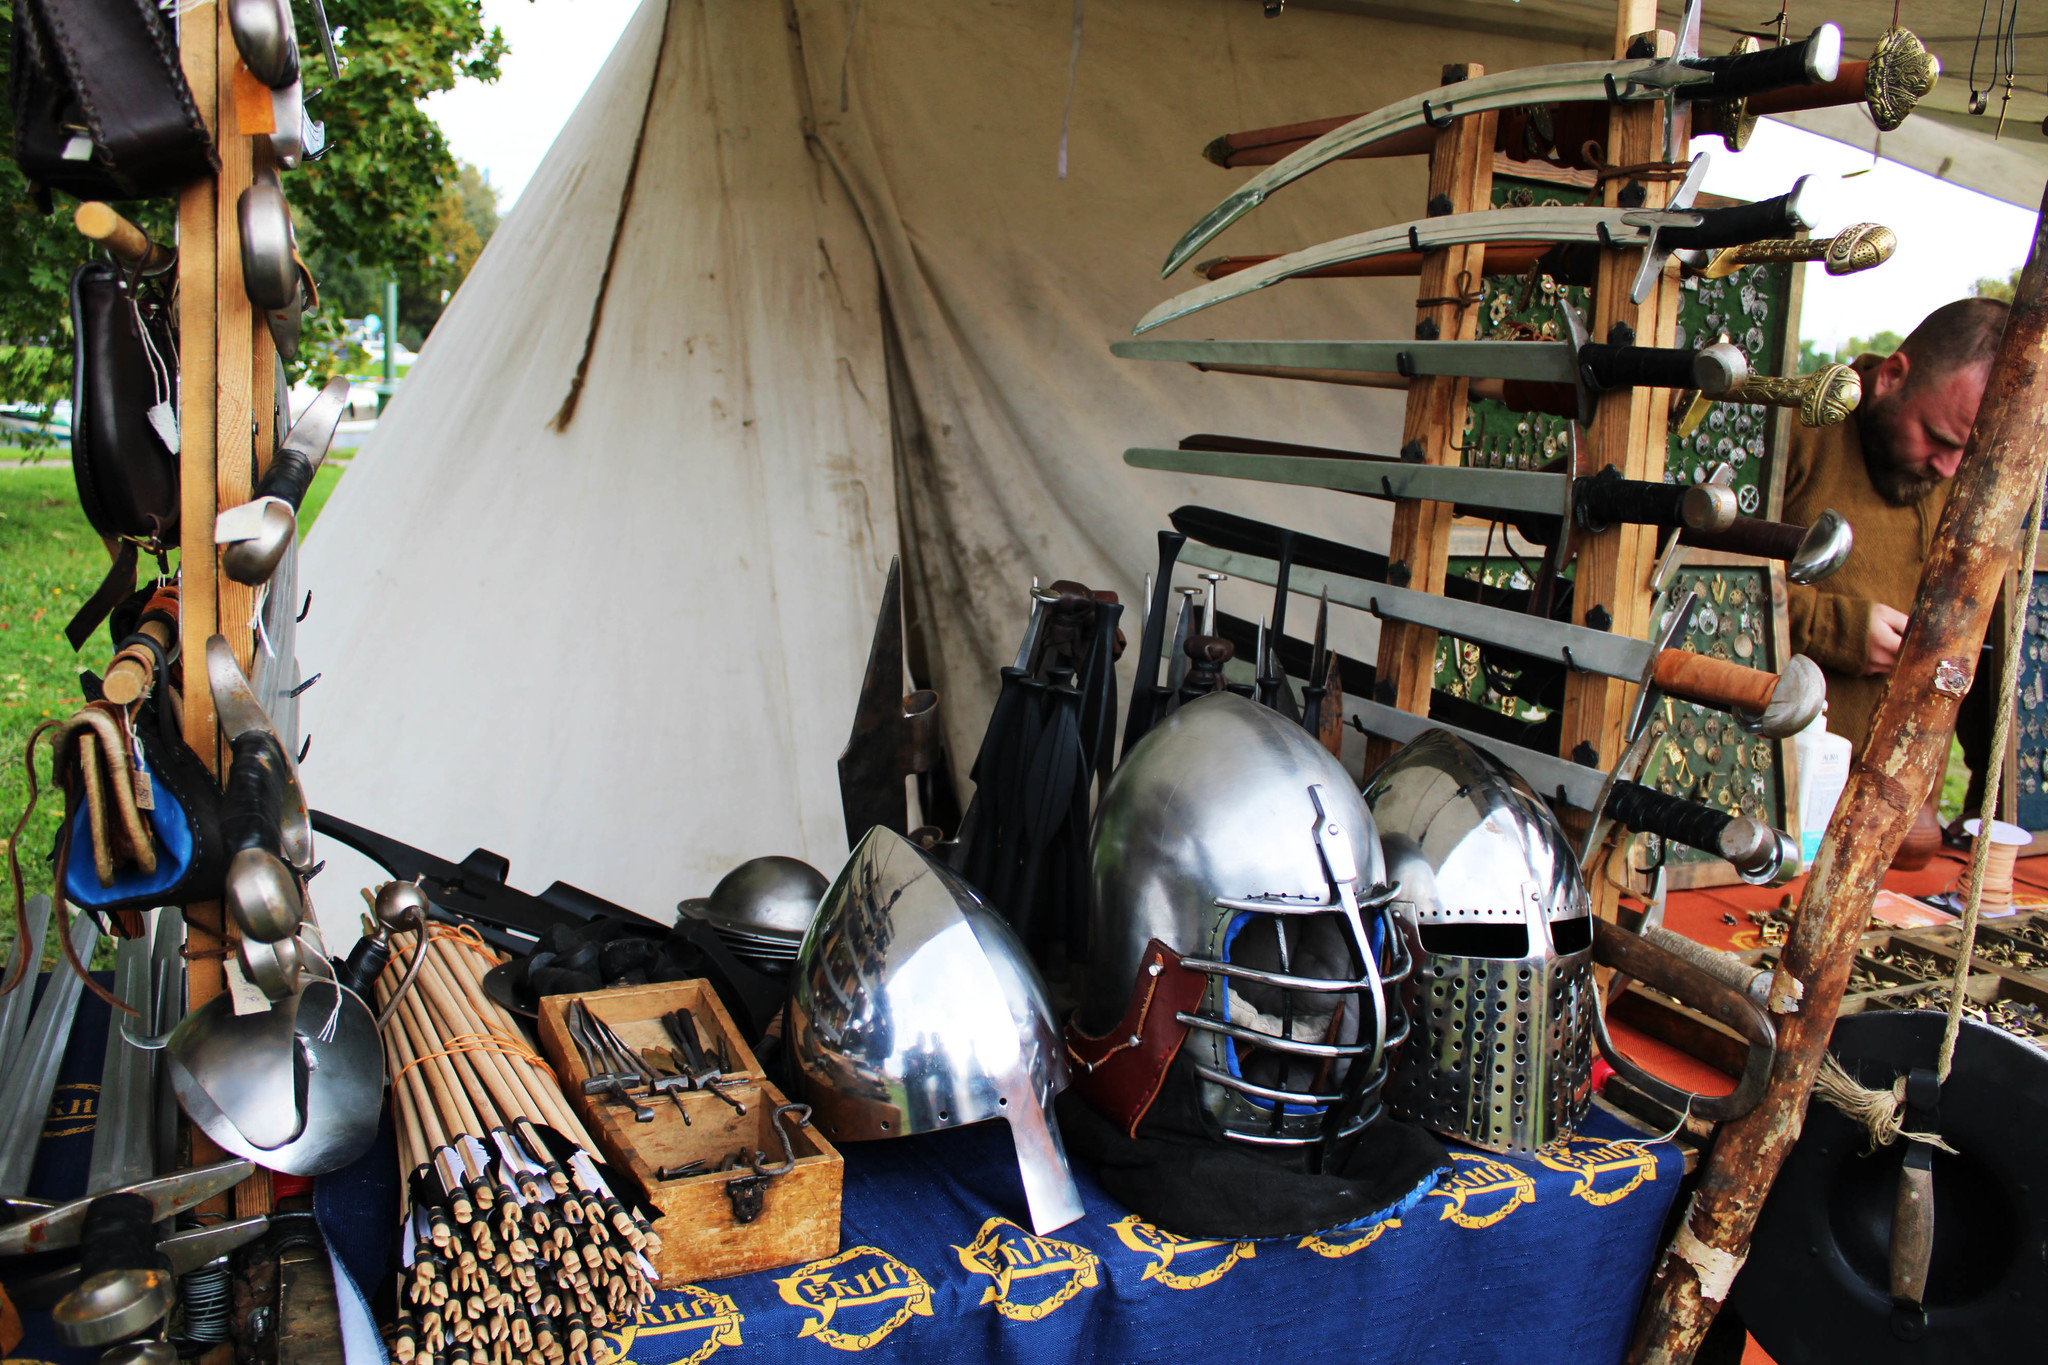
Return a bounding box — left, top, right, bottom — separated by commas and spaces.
678, 855, 829, 975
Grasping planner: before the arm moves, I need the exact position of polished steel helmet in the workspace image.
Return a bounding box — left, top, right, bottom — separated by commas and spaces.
1363, 729, 1594, 1154
678, 855, 828, 974
788, 825, 1083, 1234
1081, 692, 1411, 1149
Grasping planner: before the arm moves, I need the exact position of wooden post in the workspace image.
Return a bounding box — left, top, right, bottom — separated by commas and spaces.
1363, 65, 1496, 773
1553, 2, 1681, 929
177, 6, 274, 1217
1625, 181, 2048, 1365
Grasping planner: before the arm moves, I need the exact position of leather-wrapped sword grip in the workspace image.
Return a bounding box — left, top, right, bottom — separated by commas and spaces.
223, 731, 289, 858
1575, 470, 1737, 532
1577, 343, 1706, 393
1606, 780, 1734, 859
1681, 25, 1840, 102
76, 1194, 169, 1278
252, 445, 320, 511
1680, 516, 1804, 561
1656, 194, 1804, 252
1650, 649, 1780, 717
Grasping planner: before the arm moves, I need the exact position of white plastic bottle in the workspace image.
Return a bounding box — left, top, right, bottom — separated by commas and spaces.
1793, 704, 1853, 868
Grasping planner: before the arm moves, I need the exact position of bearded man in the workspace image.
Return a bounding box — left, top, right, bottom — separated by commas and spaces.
1783, 297, 2009, 798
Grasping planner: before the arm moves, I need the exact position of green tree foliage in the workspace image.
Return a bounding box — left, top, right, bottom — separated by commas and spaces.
1973, 267, 2022, 303
0, 0, 505, 409
1799, 331, 1903, 373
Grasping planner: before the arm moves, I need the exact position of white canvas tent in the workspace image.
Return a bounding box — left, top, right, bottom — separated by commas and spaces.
300, 0, 2043, 924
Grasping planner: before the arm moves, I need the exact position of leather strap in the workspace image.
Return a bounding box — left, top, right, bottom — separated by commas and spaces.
64, 538, 136, 650
1065, 940, 1208, 1138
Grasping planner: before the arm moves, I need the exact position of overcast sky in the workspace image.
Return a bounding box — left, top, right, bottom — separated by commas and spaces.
426, 1, 2035, 352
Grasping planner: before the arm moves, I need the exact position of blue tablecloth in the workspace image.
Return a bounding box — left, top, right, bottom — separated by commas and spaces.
10, 982, 1682, 1365
606, 1110, 1680, 1365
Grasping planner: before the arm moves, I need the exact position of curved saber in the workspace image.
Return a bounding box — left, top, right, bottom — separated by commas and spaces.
1160, 61, 1666, 277
1160, 1, 1839, 277
1139, 207, 1651, 335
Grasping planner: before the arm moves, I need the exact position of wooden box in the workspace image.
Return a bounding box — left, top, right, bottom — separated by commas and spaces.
536, 980, 841, 1286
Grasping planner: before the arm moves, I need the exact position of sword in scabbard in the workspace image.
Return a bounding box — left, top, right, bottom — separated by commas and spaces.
1136, 440, 1853, 584
1183, 542, 1823, 739
1161, 0, 1847, 276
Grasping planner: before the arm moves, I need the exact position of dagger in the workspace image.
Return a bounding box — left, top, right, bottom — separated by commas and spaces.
214, 375, 352, 587
1183, 542, 1823, 739
1139, 158, 1839, 332
1202, 28, 1936, 171
1148, 439, 1853, 584
1346, 700, 1795, 885
1162, 0, 1841, 277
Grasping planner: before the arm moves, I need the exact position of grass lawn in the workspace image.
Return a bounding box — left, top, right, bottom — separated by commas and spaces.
0, 454, 347, 967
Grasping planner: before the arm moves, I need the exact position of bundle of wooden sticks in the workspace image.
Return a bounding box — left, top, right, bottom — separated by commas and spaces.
373, 915, 663, 1365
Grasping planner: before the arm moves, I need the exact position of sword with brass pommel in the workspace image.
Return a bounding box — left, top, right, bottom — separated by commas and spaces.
1700, 25, 1938, 152
1677, 362, 1861, 438
1700, 222, 1896, 280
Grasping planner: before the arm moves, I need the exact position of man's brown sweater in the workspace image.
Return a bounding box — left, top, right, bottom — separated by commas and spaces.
1781, 357, 1951, 761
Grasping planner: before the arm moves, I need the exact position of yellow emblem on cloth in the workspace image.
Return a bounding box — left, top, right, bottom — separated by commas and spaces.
774, 1246, 934, 1351
953, 1218, 1101, 1322
42, 1082, 97, 1140
593, 1285, 743, 1365
1297, 1218, 1400, 1259
1535, 1137, 1659, 1206
1109, 1215, 1256, 1289
1429, 1154, 1537, 1229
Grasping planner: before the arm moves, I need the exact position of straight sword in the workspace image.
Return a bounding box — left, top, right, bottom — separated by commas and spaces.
1183, 543, 1822, 738
1142, 440, 1854, 583
0, 907, 104, 1197
1162, 0, 1842, 276
1114, 299, 1765, 429
1346, 698, 1794, 884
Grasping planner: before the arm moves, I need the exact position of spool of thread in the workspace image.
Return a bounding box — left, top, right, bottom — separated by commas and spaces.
1962, 818, 2031, 914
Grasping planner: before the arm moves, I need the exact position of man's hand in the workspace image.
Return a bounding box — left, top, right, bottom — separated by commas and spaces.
1866, 603, 1910, 675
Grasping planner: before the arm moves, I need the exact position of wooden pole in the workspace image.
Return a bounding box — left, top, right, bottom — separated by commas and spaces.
1626, 182, 2048, 1365
1554, 1, 1680, 932
1362, 64, 1496, 774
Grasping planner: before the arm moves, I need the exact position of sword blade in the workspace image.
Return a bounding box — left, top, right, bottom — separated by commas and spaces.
0, 911, 104, 1197
85, 926, 156, 1192
1182, 544, 1655, 683
1129, 446, 1570, 520
0, 896, 51, 1067
1113, 337, 1577, 385
1348, 695, 1606, 812
1140, 207, 1644, 334
1162, 60, 1665, 276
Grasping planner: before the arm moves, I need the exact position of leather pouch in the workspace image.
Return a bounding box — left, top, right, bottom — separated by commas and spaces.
66, 261, 178, 649
10, 0, 216, 201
